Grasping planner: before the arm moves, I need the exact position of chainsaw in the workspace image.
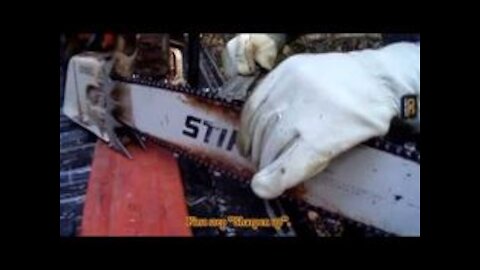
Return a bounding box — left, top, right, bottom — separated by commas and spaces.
62, 37, 420, 236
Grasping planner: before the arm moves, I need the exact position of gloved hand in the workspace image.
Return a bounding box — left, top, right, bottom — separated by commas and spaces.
223, 34, 287, 77
238, 42, 420, 199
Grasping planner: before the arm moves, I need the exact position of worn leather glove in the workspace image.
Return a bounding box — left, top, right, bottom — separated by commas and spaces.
238, 42, 420, 199
223, 34, 287, 77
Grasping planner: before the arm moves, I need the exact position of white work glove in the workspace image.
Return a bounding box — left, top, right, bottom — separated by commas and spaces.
238, 42, 420, 199
223, 34, 286, 76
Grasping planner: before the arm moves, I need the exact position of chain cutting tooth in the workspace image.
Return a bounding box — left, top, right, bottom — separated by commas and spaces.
127, 129, 146, 151
108, 133, 133, 159
103, 108, 132, 159
100, 65, 133, 159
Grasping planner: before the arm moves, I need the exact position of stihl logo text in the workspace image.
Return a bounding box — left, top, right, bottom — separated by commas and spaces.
182, 115, 237, 151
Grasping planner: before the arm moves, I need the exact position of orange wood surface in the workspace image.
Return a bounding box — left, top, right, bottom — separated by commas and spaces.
81, 141, 192, 236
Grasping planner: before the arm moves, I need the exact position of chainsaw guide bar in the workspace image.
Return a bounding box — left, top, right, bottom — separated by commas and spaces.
63, 51, 420, 236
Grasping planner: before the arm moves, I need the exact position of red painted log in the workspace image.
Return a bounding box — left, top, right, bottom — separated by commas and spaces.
81, 141, 191, 236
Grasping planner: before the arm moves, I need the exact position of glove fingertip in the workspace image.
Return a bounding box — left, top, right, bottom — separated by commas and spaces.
251, 173, 284, 200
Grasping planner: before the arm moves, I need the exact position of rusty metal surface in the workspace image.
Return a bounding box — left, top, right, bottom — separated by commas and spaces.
62, 34, 419, 236
109, 38, 419, 236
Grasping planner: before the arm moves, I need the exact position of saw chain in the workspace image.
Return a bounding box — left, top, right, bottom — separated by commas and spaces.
105, 72, 419, 237
64, 46, 419, 236
109, 71, 420, 167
